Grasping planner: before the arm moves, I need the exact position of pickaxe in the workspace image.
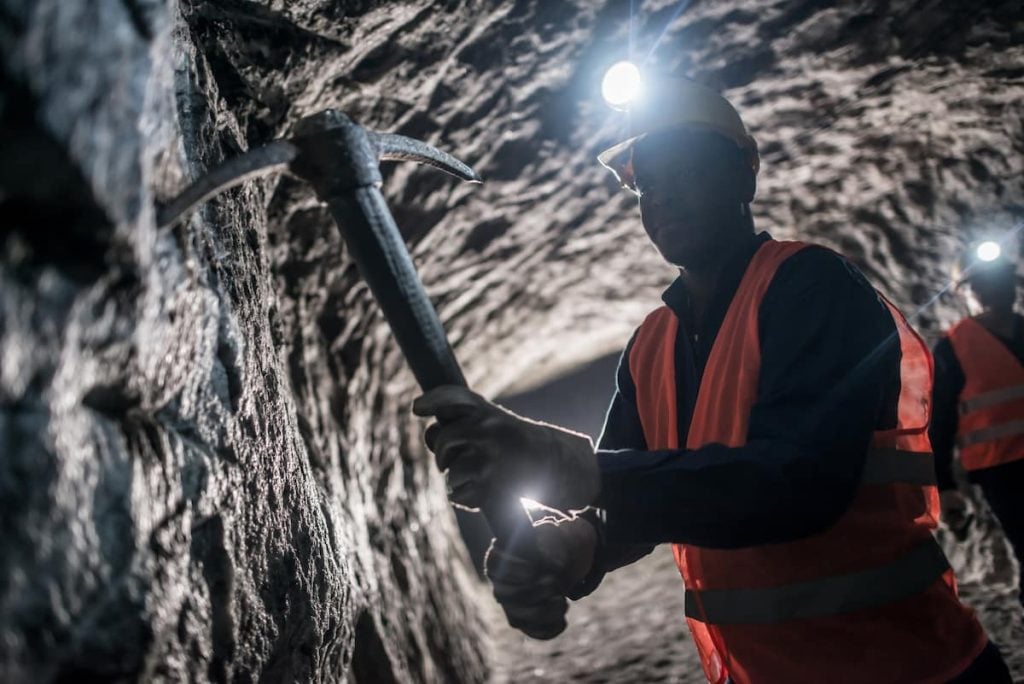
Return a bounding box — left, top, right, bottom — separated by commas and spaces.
158, 110, 542, 584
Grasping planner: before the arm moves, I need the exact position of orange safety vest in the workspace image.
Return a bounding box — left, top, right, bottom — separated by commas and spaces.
628, 240, 986, 683
947, 317, 1024, 471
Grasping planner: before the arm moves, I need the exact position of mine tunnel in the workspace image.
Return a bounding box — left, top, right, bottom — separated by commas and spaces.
2, 1, 1024, 682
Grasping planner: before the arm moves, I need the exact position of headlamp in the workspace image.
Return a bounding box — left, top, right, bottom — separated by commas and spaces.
601, 61, 643, 110
976, 240, 1002, 262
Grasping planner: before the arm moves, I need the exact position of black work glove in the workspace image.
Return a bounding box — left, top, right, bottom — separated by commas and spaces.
412, 385, 599, 512
485, 515, 598, 639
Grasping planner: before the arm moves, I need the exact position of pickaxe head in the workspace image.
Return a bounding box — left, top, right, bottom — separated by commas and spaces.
157, 109, 480, 228
157, 107, 545, 617
289, 110, 481, 200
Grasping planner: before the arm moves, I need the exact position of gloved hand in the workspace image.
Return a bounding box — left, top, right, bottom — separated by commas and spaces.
485, 514, 598, 639
412, 385, 599, 512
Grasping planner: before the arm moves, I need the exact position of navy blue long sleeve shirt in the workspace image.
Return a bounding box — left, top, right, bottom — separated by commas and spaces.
579, 233, 902, 587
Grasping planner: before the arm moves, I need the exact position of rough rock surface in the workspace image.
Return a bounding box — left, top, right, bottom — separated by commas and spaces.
1, 1, 486, 682
2, 0, 1023, 682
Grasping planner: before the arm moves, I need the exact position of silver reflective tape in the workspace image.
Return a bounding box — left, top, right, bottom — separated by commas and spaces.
684, 538, 950, 625
957, 419, 1024, 448
959, 384, 1024, 416
861, 448, 936, 486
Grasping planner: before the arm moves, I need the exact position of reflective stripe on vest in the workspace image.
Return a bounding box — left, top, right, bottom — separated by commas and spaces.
684, 538, 950, 624
947, 318, 1024, 470
959, 383, 1024, 415
680, 449, 941, 626
958, 419, 1024, 448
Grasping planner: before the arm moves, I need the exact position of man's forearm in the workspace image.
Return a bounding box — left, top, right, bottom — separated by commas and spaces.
595, 438, 864, 549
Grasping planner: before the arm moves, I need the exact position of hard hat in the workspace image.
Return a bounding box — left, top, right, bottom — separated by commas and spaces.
955, 239, 1016, 285
597, 77, 759, 192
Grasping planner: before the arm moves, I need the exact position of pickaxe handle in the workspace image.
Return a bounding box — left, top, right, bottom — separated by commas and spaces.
157, 109, 542, 565
329, 189, 465, 389
323, 189, 540, 561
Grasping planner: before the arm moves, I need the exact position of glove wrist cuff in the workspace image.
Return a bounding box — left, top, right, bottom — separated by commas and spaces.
544, 428, 599, 510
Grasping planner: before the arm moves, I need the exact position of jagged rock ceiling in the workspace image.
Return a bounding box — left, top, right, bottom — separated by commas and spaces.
187, 0, 1024, 386
1, 0, 1022, 682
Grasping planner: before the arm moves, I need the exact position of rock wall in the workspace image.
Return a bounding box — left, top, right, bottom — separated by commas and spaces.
2, 0, 1022, 682
1, 1, 486, 682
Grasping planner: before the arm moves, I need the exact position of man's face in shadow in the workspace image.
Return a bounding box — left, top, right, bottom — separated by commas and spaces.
969, 261, 1017, 311
632, 129, 755, 269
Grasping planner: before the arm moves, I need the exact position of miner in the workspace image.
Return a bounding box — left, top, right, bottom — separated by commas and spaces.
413, 78, 1011, 682
930, 244, 1024, 613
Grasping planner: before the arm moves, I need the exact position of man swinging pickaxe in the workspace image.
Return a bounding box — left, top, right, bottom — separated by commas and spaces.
159, 111, 598, 639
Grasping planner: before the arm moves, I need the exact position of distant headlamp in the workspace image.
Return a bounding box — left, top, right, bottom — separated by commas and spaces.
976, 240, 1002, 262
601, 61, 643, 110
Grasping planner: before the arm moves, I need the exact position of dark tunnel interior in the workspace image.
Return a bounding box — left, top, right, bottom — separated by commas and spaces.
2, 1, 1023, 681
